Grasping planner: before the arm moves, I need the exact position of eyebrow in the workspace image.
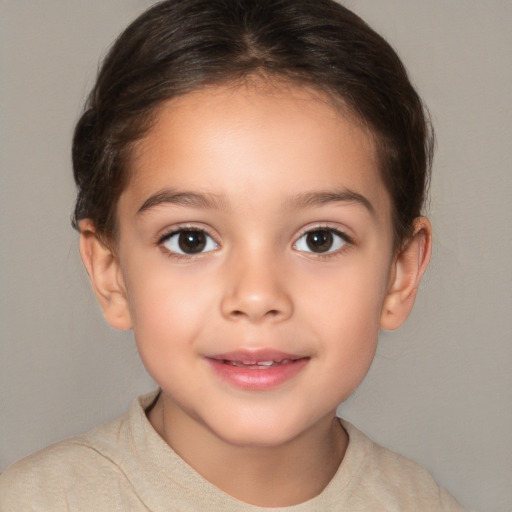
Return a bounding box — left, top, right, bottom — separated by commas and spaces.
136, 187, 375, 216
137, 189, 228, 214
284, 189, 375, 216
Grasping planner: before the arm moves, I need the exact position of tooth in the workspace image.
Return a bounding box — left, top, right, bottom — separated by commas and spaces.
257, 361, 274, 366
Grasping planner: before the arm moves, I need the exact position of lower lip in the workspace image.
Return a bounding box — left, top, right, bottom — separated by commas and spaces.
206, 358, 309, 391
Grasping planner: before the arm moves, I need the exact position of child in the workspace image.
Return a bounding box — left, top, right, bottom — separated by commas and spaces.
0, 0, 466, 510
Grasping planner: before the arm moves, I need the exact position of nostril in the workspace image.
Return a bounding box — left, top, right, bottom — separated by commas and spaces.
221, 285, 294, 322
228, 308, 281, 320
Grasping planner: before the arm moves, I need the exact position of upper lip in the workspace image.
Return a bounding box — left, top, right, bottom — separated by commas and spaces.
207, 349, 307, 364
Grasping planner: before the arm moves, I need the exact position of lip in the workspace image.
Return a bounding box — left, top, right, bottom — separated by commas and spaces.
206, 349, 309, 391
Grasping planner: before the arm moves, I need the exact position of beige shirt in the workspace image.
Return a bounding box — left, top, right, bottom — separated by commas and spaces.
0, 391, 466, 511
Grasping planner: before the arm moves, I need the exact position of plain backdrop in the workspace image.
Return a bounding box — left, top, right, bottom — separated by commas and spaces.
1, 2, 511, 511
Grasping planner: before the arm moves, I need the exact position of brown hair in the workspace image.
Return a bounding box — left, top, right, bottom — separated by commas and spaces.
72, 0, 433, 247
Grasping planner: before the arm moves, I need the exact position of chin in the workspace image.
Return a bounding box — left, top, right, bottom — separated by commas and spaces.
216, 428, 297, 449
205, 410, 316, 449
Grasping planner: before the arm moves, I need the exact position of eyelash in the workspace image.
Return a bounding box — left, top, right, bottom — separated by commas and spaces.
157, 225, 220, 260
156, 224, 353, 259
293, 225, 353, 258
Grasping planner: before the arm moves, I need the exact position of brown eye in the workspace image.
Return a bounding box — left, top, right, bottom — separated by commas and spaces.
305, 230, 333, 253
178, 231, 206, 253
162, 229, 217, 255
294, 229, 347, 254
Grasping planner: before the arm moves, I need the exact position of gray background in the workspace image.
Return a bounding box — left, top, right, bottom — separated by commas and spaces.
1, 2, 511, 511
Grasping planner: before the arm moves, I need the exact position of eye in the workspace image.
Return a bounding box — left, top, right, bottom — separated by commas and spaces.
294, 228, 348, 254
161, 229, 218, 255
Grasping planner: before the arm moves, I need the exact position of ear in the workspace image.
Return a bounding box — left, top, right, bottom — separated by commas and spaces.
78, 219, 132, 330
380, 217, 432, 331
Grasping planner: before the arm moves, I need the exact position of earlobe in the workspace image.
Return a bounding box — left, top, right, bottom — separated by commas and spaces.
78, 219, 132, 331
380, 217, 432, 331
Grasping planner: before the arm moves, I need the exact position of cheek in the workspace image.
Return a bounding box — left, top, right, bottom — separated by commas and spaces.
303, 289, 381, 406
127, 267, 218, 391
124, 259, 218, 353
296, 256, 389, 367
299, 254, 389, 324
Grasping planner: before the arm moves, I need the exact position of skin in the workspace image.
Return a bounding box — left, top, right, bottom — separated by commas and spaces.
80, 82, 431, 507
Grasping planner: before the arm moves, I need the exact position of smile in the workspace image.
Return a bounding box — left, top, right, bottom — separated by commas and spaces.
223, 359, 294, 369
206, 351, 309, 390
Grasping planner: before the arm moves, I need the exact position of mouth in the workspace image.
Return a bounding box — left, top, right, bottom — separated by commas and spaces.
221, 358, 300, 369
206, 350, 309, 390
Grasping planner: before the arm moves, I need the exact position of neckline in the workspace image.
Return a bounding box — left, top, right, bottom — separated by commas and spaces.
118, 390, 369, 510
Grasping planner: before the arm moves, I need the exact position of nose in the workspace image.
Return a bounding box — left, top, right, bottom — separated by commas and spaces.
220, 253, 294, 323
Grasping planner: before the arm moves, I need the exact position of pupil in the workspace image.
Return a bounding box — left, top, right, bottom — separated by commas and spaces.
178, 231, 206, 253
306, 230, 333, 253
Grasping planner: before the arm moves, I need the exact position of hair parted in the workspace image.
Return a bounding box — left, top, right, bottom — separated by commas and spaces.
72, 0, 433, 247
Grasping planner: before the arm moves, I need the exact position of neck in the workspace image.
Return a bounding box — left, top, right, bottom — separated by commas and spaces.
147, 394, 348, 507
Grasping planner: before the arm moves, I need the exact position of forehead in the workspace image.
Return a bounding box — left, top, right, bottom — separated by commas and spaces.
122, 82, 390, 220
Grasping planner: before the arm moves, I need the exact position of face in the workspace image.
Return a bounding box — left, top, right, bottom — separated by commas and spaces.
113, 83, 397, 448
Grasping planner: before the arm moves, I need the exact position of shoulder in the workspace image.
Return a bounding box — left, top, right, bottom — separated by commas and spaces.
339, 420, 467, 511
0, 392, 160, 512
0, 426, 126, 511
